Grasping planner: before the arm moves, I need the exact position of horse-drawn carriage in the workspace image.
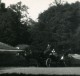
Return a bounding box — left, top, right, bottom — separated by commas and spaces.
16, 44, 80, 67
16, 45, 67, 67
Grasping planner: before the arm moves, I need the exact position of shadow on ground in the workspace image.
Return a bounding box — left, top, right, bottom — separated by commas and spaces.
0, 73, 79, 76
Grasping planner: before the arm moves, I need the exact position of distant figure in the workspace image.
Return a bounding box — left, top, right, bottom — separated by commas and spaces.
44, 44, 51, 55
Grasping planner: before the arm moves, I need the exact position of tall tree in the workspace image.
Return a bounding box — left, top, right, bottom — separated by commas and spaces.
0, 2, 31, 46
8, 1, 29, 24
31, 1, 80, 53
54, 0, 62, 5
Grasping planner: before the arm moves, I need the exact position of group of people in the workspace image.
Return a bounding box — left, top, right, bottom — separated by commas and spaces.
43, 44, 58, 58
43, 44, 69, 66
19, 44, 68, 67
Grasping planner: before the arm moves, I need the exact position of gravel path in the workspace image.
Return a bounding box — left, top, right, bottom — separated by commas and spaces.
0, 67, 80, 75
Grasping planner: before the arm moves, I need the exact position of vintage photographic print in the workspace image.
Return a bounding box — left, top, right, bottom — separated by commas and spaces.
0, 0, 80, 76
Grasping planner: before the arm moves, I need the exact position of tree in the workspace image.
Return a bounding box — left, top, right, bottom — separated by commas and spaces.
31, 1, 80, 53
54, 0, 62, 5
0, 2, 31, 46
8, 1, 29, 24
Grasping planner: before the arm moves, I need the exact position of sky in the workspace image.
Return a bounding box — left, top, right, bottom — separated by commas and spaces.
2, 0, 80, 21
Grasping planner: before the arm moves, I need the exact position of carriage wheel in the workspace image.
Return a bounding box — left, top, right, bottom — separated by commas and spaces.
46, 58, 58, 67
46, 58, 52, 67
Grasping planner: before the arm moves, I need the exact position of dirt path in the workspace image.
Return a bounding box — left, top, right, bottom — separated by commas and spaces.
0, 67, 80, 75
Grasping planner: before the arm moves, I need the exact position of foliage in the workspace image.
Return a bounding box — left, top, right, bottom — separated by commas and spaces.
0, 2, 31, 46
8, 1, 29, 24
30, 1, 80, 53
